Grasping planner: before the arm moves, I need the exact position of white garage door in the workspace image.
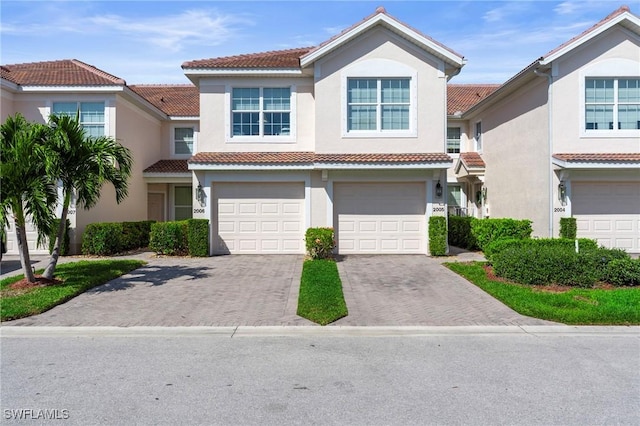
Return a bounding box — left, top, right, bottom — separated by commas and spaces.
4, 219, 50, 255
334, 182, 426, 254
573, 182, 640, 253
213, 182, 305, 254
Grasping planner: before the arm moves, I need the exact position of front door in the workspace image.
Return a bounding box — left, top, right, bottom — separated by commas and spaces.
147, 193, 165, 222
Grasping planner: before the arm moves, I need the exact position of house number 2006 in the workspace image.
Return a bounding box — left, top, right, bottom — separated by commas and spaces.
193, 208, 205, 214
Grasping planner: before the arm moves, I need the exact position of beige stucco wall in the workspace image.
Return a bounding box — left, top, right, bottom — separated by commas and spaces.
551, 27, 640, 153
469, 78, 551, 237
73, 95, 163, 252
1, 87, 16, 121
313, 27, 447, 154
198, 77, 315, 153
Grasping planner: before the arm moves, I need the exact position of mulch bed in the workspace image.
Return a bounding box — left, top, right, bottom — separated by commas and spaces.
8, 275, 64, 290
482, 264, 614, 292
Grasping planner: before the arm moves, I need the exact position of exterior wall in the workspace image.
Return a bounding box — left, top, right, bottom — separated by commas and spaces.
551, 28, 640, 153
73, 95, 163, 252
469, 78, 551, 237
313, 27, 447, 154
198, 76, 315, 153
1, 87, 16, 121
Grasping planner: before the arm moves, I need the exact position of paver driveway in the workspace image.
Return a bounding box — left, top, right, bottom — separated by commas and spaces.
333, 255, 553, 326
4, 255, 312, 327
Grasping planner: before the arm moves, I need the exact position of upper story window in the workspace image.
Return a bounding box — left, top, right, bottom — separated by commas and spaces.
52, 102, 105, 137
447, 127, 461, 154
231, 87, 291, 137
173, 127, 194, 155
474, 121, 482, 152
585, 78, 640, 130
347, 78, 410, 132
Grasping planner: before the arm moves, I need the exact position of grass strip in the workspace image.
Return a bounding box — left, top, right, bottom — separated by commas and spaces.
297, 259, 348, 325
1, 259, 145, 321
446, 262, 640, 325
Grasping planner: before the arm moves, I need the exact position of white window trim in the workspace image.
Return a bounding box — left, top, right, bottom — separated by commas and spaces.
579, 58, 640, 139
474, 121, 483, 153
341, 59, 418, 138
224, 85, 297, 143
170, 125, 198, 158
50, 100, 108, 137
446, 125, 462, 156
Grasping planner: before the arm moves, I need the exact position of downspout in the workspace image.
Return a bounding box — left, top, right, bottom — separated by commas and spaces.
534, 67, 554, 238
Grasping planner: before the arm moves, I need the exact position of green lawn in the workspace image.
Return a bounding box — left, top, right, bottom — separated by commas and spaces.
446, 262, 640, 325
1, 260, 145, 321
297, 259, 348, 325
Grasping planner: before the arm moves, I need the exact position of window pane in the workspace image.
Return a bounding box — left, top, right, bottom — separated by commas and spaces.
618, 105, 640, 130
175, 128, 194, 154
52, 102, 77, 116
232, 112, 259, 135
381, 105, 409, 130
348, 105, 376, 130
83, 125, 104, 138
585, 105, 613, 130
80, 102, 104, 123
618, 79, 640, 103
174, 207, 192, 221
263, 88, 290, 111
232, 88, 259, 110
447, 186, 462, 207
447, 127, 461, 154
348, 79, 377, 103
381, 79, 409, 103
263, 112, 290, 135
586, 78, 614, 103
175, 187, 192, 205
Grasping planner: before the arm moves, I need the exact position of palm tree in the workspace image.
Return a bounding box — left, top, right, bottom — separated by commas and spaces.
42, 113, 133, 280
0, 114, 57, 283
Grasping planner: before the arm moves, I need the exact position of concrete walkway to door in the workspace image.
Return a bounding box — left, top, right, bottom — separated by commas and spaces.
333, 255, 554, 326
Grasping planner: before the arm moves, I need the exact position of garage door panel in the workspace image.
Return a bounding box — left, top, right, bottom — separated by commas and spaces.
214, 182, 304, 254
335, 182, 426, 254
573, 182, 640, 253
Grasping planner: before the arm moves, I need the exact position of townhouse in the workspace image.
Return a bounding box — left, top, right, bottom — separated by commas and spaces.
1, 6, 638, 255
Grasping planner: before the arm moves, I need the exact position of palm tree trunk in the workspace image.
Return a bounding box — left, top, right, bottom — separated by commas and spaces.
14, 210, 36, 283
42, 191, 71, 280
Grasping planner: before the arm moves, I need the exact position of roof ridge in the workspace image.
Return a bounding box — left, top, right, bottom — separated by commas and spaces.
447, 83, 501, 87
129, 83, 196, 88
70, 59, 126, 85
183, 46, 315, 68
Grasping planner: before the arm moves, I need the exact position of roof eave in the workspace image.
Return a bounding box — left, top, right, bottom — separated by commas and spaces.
552, 158, 640, 169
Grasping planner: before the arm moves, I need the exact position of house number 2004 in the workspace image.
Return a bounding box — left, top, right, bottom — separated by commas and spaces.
193, 208, 205, 214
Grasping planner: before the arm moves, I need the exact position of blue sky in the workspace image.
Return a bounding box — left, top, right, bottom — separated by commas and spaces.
0, 0, 631, 84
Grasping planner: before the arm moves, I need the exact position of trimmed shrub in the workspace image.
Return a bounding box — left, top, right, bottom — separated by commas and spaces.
448, 216, 478, 250
428, 216, 447, 256
187, 219, 209, 257
471, 218, 532, 251
82, 222, 123, 256
484, 238, 598, 263
604, 258, 640, 286
305, 228, 335, 259
559, 217, 577, 239
121, 220, 155, 251
493, 243, 631, 287
48, 219, 71, 256
149, 221, 189, 255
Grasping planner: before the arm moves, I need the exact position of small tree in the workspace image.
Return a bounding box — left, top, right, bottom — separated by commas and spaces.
0, 114, 57, 283
42, 113, 133, 280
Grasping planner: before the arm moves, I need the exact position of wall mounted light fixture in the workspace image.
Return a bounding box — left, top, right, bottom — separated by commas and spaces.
195, 184, 205, 206
435, 180, 443, 197
558, 181, 566, 203
482, 187, 487, 202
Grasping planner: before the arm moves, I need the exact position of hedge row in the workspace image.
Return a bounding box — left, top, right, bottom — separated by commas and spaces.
81, 221, 155, 255
447, 217, 532, 251
483, 238, 598, 263
448, 216, 477, 250
492, 240, 635, 287
149, 219, 209, 257
429, 216, 447, 256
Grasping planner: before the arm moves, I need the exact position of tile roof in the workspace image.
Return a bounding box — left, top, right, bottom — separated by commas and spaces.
315, 153, 452, 163
143, 160, 190, 174
190, 152, 315, 164
182, 47, 313, 69
543, 6, 634, 60
129, 85, 199, 117
189, 152, 452, 165
459, 152, 486, 168
447, 85, 501, 115
553, 153, 640, 162
0, 59, 125, 86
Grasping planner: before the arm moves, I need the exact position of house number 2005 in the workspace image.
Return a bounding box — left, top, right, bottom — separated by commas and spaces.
193, 208, 205, 214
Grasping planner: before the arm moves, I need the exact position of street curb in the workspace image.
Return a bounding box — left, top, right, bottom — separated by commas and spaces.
1, 325, 638, 338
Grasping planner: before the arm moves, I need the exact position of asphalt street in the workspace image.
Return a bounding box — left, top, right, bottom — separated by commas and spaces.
1, 326, 638, 425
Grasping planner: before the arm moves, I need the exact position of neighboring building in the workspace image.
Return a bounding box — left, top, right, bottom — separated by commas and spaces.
1, 6, 638, 255
451, 5, 640, 253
